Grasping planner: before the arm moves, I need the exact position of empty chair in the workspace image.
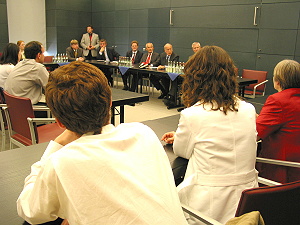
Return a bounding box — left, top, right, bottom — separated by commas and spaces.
3, 91, 64, 149
242, 69, 268, 98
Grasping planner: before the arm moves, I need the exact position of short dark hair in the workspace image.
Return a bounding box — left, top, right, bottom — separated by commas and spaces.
46, 61, 111, 135
24, 41, 42, 59
182, 45, 239, 114
0, 43, 19, 65
87, 25, 94, 29
100, 39, 107, 43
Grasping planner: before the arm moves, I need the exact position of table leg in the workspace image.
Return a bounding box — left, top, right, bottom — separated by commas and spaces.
111, 107, 115, 125
120, 105, 124, 123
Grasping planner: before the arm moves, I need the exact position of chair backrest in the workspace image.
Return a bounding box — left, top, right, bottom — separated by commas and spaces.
3, 91, 37, 143
242, 69, 268, 92
44, 55, 54, 63
235, 180, 300, 225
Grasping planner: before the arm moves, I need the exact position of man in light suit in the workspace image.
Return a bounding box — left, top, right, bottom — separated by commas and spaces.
122, 40, 143, 91
150, 43, 179, 99
66, 39, 84, 62
97, 39, 120, 86
80, 25, 100, 60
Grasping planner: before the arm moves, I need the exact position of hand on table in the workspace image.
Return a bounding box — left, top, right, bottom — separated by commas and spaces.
161, 131, 175, 144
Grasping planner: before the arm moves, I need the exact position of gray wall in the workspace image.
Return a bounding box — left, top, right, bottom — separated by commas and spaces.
0, 0, 8, 51
46, 0, 92, 55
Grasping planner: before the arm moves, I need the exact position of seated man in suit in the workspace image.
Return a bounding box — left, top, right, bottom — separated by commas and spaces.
97, 39, 120, 86
17, 61, 188, 225
131, 43, 160, 93
122, 40, 143, 91
66, 39, 84, 62
150, 43, 179, 99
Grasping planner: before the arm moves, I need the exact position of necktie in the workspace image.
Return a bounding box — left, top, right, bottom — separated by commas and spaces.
74, 50, 78, 58
132, 52, 136, 64
145, 53, 152, 64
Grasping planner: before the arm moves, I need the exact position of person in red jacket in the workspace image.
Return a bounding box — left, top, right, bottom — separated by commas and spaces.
256, 59, 300, 183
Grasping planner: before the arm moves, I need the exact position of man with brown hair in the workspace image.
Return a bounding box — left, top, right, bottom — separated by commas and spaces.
66, 39, 84, 62
17, 61, 188, 225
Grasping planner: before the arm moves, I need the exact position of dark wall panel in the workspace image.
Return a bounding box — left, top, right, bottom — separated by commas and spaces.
129, 9, 148, 27
114, 10, 129, 28
260, 2, 300, 29
172, 4, 260, 28
0, 1, 8, 50
171, 0, 260, 7
129, 28, 148, 48
258, 29, 297, 55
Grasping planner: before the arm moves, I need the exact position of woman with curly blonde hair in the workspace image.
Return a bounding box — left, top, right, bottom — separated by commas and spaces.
162, 46, 258, 224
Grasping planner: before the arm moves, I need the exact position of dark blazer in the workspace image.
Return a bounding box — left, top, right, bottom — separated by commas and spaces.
126, 50, 143, 64
157, 52, 179, 66
97, 47, 120, 61
140, 52, 160, 65
66, 47, 84, 61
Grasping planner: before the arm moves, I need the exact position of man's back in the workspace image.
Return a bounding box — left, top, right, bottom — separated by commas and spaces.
5, 59, 49, 104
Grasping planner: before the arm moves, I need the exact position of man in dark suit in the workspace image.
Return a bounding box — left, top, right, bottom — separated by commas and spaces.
150, 43, 179, 99
66, 39, 84, 62
80, 25, 100, 60
130, 42, 160, 92
122, 40, 143, 91
97, 39, 120, 86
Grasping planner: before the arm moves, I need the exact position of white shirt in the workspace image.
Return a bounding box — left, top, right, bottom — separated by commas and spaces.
5, 59, 49, 104
174, 100, 258, 224
17, 123, 188, 225
0, 64, 14, 88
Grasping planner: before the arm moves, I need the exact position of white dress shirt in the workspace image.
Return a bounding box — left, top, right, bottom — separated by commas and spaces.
17, 123, 188, 225
4, 59, 49, 104
0, 64, 14, 88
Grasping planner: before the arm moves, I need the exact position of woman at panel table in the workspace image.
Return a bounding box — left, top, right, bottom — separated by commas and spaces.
256, 59, 300, 183
0, 43, 21, 88
162, 46, 258, 224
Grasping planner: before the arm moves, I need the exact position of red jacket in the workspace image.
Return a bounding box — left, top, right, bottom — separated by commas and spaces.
256, 88, 300, 183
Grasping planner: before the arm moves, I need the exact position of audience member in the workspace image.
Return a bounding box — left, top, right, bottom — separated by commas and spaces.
150, 43, 179, 99
0, 43, 20, 88
162, 46, 258, 224
122, 40, 143, 91
17, 40, 25, 60
80, 25, 99, 60
17, 61, 188, 225
66, 39, 84, 62
256, 59, 300, 183
5, 41, 49, 105
97, 39, 120, 86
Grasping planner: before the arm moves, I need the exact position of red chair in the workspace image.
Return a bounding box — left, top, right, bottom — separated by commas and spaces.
235, 180, 300, 225
242, 69, 268, 98
3, 91, 64, 149
0, 88, 7, 151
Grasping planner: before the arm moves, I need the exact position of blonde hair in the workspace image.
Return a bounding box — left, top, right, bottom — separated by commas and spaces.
70, 39, 78, 45
274, 59, 300, 90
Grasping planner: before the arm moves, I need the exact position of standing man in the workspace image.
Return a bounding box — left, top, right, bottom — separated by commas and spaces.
66, 39, 84, 62
150, 43, 179, 99
122, 40, 143, 91
5, 41, 48, 105
80, 25, 99, 60
97, 39, 120, 86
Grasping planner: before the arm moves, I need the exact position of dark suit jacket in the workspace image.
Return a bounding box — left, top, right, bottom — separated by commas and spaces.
126, 50, 143, 64
140, 52, 160, 65
66, 47, 84, 61
97, 47, 120, 61
157, 52, 179, 66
